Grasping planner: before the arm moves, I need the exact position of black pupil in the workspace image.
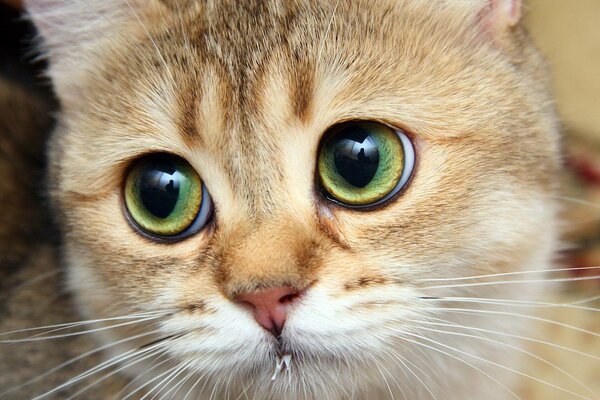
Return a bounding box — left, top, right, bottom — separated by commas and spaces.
138, 161, 181, 219
331, 126, 380, 188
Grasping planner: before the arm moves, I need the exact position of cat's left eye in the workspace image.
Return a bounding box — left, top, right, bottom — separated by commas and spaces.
124, 154, 212, 240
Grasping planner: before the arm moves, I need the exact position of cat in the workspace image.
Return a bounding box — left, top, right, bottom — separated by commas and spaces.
1, 0, 585, 399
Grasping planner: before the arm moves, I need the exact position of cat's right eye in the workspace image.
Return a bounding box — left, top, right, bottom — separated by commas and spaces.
317, 122, 415, 208
124, 154, 212, 240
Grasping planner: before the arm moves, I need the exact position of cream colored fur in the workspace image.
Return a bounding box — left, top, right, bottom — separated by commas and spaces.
21, 0, 562, 398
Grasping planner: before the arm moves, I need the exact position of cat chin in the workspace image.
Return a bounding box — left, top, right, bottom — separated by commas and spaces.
91, 335, 522, 400
79, 321, 392, 400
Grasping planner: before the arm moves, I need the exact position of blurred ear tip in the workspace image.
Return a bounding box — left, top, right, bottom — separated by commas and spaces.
505, 0, 522, 26
492, 0, 523, 27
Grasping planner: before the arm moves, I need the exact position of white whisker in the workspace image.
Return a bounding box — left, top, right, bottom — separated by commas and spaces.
402, 331, 590, 400
31, 335, 175, 399
420, 266, 600, 282
426, 296, 600, 313
414, 322, 598, 399
374, 358, 401, 400
163, 365, 197, 400
317, 0, 341, 64
422, 307, 600, 338
0, 311, 168, 337
148, 362, 191, 400
65, 348, 168, 400
554, 195, 600, 209
386, 348, 438, 400
422, 275, 600, 290
0, 329, 161, 397
0, 269, 60, 299
415, 315, 600, 362
132, 363, 182, 400
116, 354, 171, 399
397, 334, 521, 399
0, 314, 164, 343
569, 294, 600, 305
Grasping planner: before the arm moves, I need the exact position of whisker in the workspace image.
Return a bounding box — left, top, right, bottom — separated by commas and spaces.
0, 269, 60, 299
373, 359, 401, 400
0, 314, 164, 343
422, 295, 600, 313
317, 0, 341, 64
174, 0, 192, 53
147, 362, 191, 400
0, 329, 162, 397
31, 335, 177, 399
121, 360, 178, 400
415, 315, 600, 362
403, 344, 443, 393
422, 275, 600, 290
386, 349, 438, 400
162, 365, 197, 400
421, 307, 600, 338
554, 195, 600, 209
221, 362, 236, 400
401, 339, 444, 387
413, 322, 598, 399
0, 310, 169, 337
65, 347, 169, 400
115, 354, 171, 398
569, 294, 600, 305
401, 331, 590, 400
139, 332, 184, 349
396, 335, 521, 399
420, 266, 600, 282
182, 368, 209, 400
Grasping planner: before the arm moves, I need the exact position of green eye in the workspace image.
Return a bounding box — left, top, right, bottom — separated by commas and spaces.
317, 122, 414, 207
124, 154, 212, 239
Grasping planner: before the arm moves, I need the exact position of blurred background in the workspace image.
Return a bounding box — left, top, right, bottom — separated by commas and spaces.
523, 1, 600, 397
526, 0, 600, 275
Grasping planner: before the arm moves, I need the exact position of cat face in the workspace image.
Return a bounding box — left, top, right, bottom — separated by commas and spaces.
28, 0, 560, 398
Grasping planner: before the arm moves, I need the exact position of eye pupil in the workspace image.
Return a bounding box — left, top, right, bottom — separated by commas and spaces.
332, 128, 380, 188
139, 168, 181, 219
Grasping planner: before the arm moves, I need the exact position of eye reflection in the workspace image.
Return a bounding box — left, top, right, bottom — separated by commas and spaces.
332, 128, 380, 188
139, 169, 182, 219
124, 154, 213, 239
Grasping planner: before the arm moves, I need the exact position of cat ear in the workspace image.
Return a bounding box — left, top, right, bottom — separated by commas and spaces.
24, 0, 163, 102
481, 0, 522, 37
489, 0, 522, 27
25, 0, 149, 56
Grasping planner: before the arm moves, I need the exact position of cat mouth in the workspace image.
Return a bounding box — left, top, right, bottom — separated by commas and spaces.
270, 334, 339, 364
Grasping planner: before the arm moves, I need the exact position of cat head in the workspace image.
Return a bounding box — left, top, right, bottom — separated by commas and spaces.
27, 0, 560, 397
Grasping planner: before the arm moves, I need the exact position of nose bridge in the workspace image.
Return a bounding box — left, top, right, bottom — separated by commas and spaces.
217, 217, 317, 297
228, 121, 285, 215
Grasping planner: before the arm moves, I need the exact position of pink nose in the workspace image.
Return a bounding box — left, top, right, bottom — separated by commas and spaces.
235, 287, 303, 335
